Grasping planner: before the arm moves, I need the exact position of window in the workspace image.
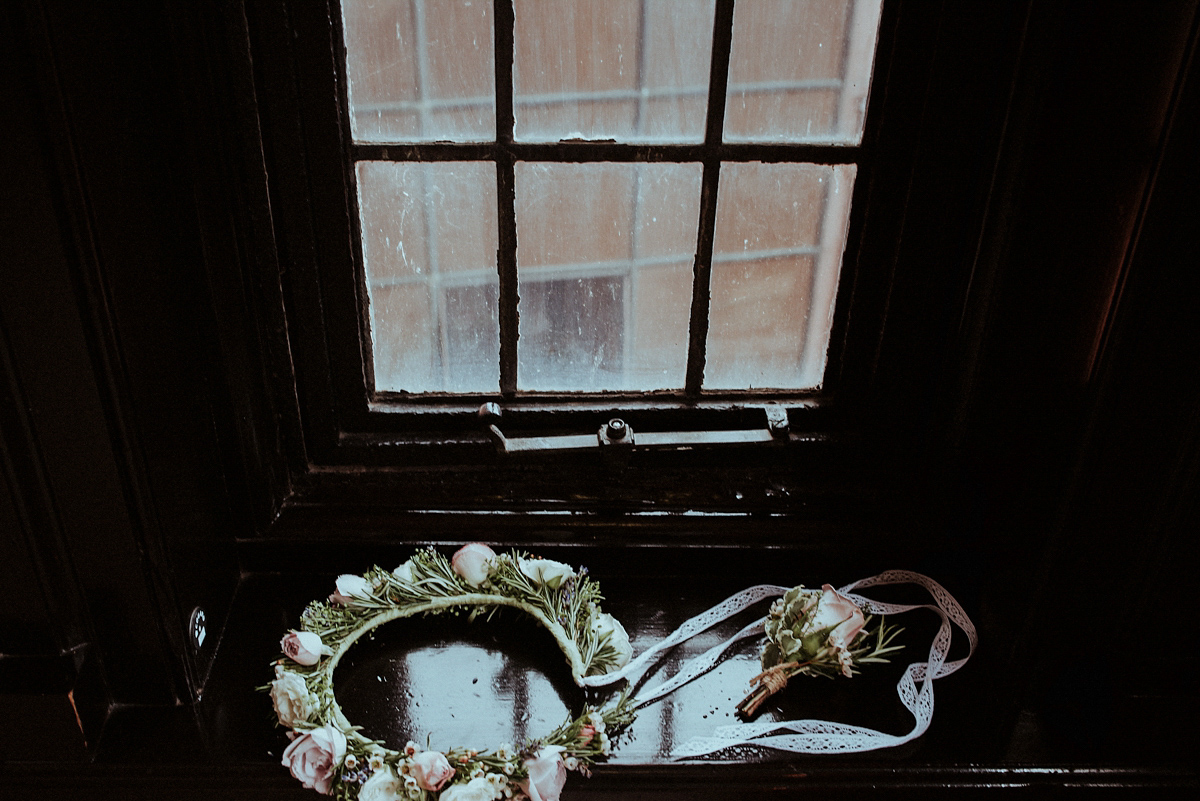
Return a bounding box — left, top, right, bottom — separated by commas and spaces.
240, 0, 936, 515
339, 0, 883, 401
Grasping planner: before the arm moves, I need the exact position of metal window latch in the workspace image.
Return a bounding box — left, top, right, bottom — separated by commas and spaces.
478, 403, 789, 456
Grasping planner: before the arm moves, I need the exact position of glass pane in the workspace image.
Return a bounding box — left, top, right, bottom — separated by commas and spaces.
724, 0, 883, 144
342, 0, 496, 143
513, 0, 716, 143
515, 162, 702, 391
705, 162, 856, 389
357, 161, 499, 392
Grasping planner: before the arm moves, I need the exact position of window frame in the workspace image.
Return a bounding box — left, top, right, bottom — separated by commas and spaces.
241, 0, 973, 521
350, 10, 873, 395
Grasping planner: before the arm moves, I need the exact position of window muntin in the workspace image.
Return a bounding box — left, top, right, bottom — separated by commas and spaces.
340, 0, 883, 399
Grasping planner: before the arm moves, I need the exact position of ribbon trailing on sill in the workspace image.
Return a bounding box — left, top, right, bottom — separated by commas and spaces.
581, 570, 977, 757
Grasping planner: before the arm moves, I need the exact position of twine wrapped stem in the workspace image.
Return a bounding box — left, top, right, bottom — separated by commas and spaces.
735, 661, 804, 718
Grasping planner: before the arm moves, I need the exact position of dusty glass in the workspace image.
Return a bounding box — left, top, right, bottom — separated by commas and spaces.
705, 162, 856, 389
342, 0, 496, 143
357, 161, 500, 393
512, 0, 716, 143
515, 162, 702, 391
724, 0, 883, 144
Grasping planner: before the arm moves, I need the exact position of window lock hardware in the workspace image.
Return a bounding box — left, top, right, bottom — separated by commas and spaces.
478, 404, 789, 456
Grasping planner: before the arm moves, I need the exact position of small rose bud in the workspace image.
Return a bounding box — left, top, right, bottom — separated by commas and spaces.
451, 543, 497, 587
410, 750, 454, 792
280, 630, 332, 666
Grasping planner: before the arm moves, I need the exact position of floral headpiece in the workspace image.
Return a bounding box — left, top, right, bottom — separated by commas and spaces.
266, 544, 635, 801
268, 549, 977, 794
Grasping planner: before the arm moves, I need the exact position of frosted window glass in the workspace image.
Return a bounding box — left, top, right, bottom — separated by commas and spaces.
724, 0, 883, 144
357, 161, 499, 392
342, 0, 495, 143
705, 162, 856, 389
515, 162, 702, 390
513, 0, 716, 143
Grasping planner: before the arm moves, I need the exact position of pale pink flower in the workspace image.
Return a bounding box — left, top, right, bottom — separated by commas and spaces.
280, 630, 332, 666
812, 584, 867, 676
410, 749, 455, 791
281, 724, 347, 795
451, 543, 497, 587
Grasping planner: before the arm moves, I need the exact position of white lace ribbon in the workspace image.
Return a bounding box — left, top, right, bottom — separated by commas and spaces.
579, 584, 789, 695
672, 570, 977, 757
581, 571, 976, 757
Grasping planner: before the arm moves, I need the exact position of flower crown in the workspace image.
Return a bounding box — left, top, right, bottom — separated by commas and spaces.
266, 544, 636, 801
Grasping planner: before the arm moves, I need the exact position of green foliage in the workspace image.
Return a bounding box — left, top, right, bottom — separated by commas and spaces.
760, 586, 904, 679
265, 546, 636, 801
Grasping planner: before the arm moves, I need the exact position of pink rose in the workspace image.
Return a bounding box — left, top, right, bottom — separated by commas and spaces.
328, 574, 371, 605
812, 585, 867, 673
281, 630, 332, 666
281, 723, 347, 795
577, 724, 595, 745
519, 745, 567, 801
451, 543, 497, 588
410, 749, 455, 791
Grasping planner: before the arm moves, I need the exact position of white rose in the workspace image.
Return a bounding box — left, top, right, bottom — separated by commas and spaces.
393, 560, 416, 583
329, 574, 372, 605
359, 765, 405, 801
440, 774, 499, 801
518, 558, 575, 589
270, 666, 316, 727
590, 612, 633, 669
519, 747, 567, 801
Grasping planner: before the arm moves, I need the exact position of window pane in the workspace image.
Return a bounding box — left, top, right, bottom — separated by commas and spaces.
724, 0, 883, 144
342, 0, 496, 143
705, 162, 855, 389
513, 0, 716, 143
515, 162, 702, 391
357, 161, 499, 393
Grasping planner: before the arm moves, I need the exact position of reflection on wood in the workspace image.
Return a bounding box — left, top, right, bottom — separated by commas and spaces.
335, 614, 578, 751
